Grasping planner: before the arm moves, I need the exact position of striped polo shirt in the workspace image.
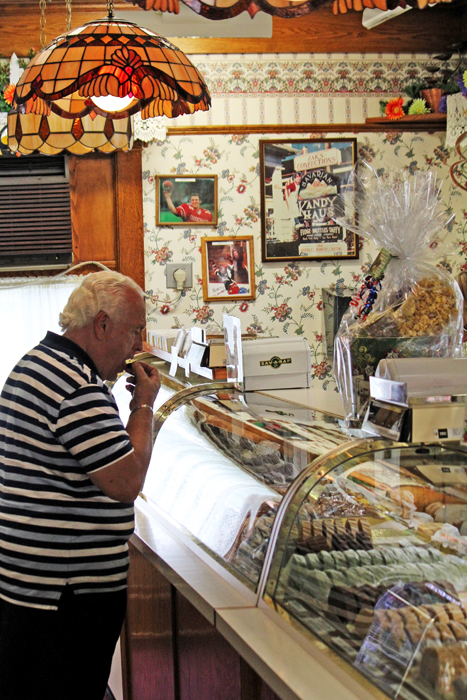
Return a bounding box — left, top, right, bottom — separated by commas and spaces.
0, 332, 135, 610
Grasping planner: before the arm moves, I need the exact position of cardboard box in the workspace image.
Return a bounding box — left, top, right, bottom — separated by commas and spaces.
205, 334, 257, 368
208, 344, 226, 368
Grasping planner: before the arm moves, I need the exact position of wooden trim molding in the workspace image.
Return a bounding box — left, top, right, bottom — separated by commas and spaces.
164, 120, 447, 137
115, 147, 145, 289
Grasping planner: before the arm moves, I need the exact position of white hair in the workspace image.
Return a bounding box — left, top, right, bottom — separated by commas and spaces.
59, 271, 144, 332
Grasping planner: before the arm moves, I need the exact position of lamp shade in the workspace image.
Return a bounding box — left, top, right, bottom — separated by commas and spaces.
7, 103, 133, 155
12, 16, 211, 121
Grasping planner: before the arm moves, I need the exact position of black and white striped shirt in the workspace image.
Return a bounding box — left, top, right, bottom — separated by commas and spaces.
0, 332, 134, 610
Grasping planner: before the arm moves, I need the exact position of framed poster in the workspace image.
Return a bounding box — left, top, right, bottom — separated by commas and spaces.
201, 236, 256, 302
259, 138, 358, 262
156, 174, 218, 226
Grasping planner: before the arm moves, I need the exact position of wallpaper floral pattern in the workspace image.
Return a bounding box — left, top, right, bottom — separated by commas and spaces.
169, 53, 449, 126
142, 54, 465, 392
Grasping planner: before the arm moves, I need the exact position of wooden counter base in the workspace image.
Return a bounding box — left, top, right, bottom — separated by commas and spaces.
122, 508, 280, 700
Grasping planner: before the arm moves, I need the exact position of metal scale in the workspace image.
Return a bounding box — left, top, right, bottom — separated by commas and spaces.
362, 358, 467, 443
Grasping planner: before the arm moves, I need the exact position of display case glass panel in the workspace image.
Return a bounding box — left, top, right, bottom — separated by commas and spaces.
264, 441, 467, 700
113, 374, 354, 591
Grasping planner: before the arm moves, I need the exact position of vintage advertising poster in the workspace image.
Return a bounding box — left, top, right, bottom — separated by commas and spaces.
260, 138, 358, 262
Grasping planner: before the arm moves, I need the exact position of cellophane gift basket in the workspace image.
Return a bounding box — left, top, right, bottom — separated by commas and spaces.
333, 161, 464, 426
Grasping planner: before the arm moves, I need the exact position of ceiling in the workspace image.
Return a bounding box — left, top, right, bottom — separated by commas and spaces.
0, 0, 466, 55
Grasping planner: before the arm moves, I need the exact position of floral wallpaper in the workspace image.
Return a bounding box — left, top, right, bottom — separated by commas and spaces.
142, 54, 465, 391
168, 53, 446, 127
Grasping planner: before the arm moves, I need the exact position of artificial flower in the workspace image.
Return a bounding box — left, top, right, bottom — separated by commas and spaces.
438, 95, 447, 114
457, 73, 467, 98
408, 98, 430, 115
3, 83, 15, 106
385, 97, 405, 121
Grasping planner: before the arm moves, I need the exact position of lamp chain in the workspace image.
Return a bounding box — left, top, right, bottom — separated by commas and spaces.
39, 0, 47, 48
65, 0, 72, 31
107, 0, 114, 18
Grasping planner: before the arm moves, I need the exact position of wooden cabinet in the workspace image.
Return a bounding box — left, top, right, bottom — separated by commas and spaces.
68, 145, 144, 288
122, 537, 282, 700
122, 543, 175, 700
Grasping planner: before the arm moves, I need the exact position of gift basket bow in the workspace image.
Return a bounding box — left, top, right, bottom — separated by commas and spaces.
332, 160, 464, 426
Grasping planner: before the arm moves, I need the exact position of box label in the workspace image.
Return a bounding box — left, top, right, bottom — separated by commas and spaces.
260, 356, 292, 370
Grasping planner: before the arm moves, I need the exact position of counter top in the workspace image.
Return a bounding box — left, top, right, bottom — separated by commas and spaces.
133, 503, 384, 700
139, 347, 346, 419
255, 386, 346, 418
134, 500, 257, 625
217, 606, 383, 700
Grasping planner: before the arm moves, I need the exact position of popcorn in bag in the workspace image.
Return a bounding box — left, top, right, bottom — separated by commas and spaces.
332, 161, 464, 425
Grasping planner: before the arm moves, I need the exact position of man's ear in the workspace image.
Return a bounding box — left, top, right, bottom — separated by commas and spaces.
94, 310, 110, 340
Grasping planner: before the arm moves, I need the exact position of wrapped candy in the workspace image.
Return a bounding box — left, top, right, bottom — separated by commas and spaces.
333, 161, 464, 424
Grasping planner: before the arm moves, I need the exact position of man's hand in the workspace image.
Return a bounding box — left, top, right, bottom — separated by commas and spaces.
126, 361, 161, 411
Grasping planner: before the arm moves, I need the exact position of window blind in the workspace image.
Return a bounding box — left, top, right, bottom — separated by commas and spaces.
0, 154, 72, 270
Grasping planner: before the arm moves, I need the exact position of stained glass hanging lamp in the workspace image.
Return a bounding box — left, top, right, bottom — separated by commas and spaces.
8, 0, 211, 154
7, 0, 135, 154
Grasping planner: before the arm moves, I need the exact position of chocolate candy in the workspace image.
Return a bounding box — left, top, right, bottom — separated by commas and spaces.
358, 517, 372, 537
328, 584, 359, 623
356, 530, 373, 550
346, 517, 359, 537
312, 520, 324, 537
305, 534, 331, 553
331, 533, 350, 551
299, 521, 312, 540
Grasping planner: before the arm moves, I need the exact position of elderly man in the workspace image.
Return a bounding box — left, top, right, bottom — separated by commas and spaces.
0, 271, 160, 700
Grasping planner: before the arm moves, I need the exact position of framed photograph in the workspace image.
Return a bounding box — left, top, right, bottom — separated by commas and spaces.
259, 138, 358, 262
201, 236, 256, 302
156, 174, 218, 226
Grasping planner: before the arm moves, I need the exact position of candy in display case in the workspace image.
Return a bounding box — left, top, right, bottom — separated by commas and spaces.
263, 440, 467, 700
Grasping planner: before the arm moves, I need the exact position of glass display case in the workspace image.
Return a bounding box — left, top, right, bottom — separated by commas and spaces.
112, 366, 467, 700
112, 369, 354, 591
143, 382, 357, 591
263, 440, 467, 700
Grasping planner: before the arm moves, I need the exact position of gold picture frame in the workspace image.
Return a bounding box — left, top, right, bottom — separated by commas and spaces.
156, 174, 218, 227
201, 235, 256, 302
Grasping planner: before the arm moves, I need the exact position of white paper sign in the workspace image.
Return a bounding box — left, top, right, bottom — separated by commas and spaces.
169, 346, 178, 377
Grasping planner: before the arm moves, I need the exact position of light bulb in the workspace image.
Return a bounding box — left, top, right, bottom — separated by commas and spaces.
91, 94, 134, 113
